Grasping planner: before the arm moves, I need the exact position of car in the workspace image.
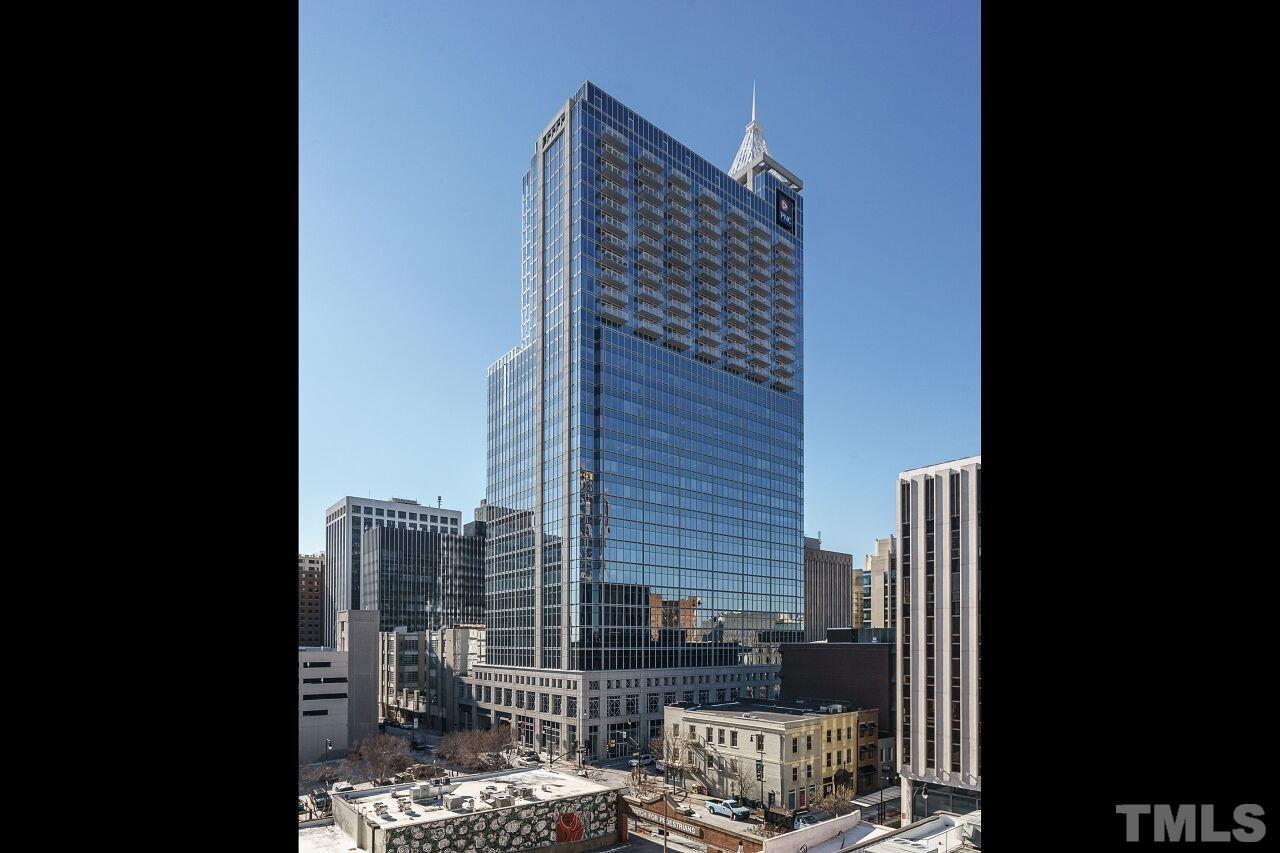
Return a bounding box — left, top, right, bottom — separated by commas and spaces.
706, 799, 751, 820
792, 809, 834, 828
310, 789, 331, 805
675, 804, 697, 817
653, 759, 666, 772
628, 753, 654, 767
331, 782, 354, 793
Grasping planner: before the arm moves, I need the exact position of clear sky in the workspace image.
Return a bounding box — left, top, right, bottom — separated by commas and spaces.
299, 0, 980, 563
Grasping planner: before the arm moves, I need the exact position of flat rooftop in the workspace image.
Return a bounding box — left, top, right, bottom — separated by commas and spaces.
337, 769, 619, 831
679, 701, 858, 724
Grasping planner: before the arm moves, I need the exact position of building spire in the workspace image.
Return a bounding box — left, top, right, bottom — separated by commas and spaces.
730, 82, 769, 177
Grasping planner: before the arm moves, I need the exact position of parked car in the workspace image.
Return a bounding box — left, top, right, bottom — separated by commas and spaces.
629, 753, 654, 766
792, 809, 833, 828
706, 799, 751, 820
675, 804, 698, 817
653, 759, 666, 772
331, 782, 354, 793
310, 789, 331, 806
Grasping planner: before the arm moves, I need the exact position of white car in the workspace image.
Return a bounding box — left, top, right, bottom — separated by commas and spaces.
654, 759, 666, 772
629, 753, 655, 767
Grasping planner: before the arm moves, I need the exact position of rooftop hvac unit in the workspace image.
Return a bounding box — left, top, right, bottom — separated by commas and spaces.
492, 794, 515, 807
443, 794, 473, 811
410, 784, 431, 802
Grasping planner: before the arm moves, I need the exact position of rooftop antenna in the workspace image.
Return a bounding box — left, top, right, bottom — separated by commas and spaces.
752, 80, 757, 123
437, 496, 442, 508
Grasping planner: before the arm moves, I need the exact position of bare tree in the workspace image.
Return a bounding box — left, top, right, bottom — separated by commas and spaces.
813, 783, 860, 818
435, 728, 513, 771
725, 759, 757, 804
348, 734, 414, 783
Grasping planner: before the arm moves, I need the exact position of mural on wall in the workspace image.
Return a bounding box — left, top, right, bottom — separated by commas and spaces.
384, 790, 617, 853
554, 808, 587, 843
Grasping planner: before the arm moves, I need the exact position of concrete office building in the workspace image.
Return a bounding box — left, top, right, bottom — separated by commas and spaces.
324, 496, 463, 645
464, 82, 805, 760
896, 456, 981, 822
381, 624, 486, 732
299, 646, 350, 763
299, 553, 325, 646
865, 537, 895, 630
803, 536, 854, 642
360, 524, 485, 633
663, 700, 876, 812
299, 609, 380, 763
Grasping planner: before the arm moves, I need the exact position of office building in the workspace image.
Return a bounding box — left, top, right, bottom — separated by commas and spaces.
865, 536, 895, 630
381, 624, 486, 732
803, 536, 854, 642
465, 81, 804, 760
299, 553, 324, 646
663, 700, 875, 812
298, 609, 380, 763
299, 646, 349, 764
896, 455, 980, 821
360, 524, 485, 633
323, 496, 463, 645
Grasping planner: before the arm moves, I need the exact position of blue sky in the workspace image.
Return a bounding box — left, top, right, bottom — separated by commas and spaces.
299, 0, 980, 562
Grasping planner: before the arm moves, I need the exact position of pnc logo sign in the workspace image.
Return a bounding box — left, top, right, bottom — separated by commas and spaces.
1116, 804, 1266, 843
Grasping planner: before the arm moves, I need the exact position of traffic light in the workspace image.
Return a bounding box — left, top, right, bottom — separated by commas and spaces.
756, 760, 764, 781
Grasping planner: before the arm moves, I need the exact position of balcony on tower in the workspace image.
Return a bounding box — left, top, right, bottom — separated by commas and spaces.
637, 200, 664, 224
597, 213, 629, 239
597, 246, 628, 274
636, 185, 663, 209
598, 231, 628, 256
598, 195, 628, 220
637, 148, 663, 172
637, 166, 664, 192
635, 301, 663, 322
665, 279, 691, 301
635, 317, 663, 339
597, 281, 628, 308
666, 184, 692, 206
598, 143, 628, 170
636, 283, 664, 307
600, 122, 628, 147
598, 301, 628, 326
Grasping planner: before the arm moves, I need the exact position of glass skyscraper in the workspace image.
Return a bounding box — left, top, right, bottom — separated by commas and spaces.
465, 82, 804, 760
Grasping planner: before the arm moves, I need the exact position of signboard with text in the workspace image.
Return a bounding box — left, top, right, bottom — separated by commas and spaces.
775, 188, 796, 233
631, 807, 704, 838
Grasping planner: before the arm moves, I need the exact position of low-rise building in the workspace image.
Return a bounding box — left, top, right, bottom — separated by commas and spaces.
310, 768, 626, 853
381, 624, 486, 732
662, 701, 879, 816
780, 632, 896, 771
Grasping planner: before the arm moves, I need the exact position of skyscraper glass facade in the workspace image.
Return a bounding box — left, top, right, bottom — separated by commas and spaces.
474, 82, 804, 750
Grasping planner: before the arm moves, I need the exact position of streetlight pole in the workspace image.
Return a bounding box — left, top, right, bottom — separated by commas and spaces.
879, 765, 892, 824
